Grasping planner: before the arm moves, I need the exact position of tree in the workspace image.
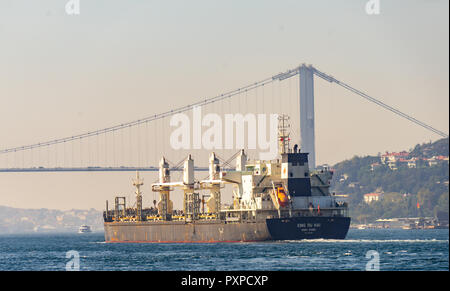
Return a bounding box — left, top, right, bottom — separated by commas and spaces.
435, 192, 449, 214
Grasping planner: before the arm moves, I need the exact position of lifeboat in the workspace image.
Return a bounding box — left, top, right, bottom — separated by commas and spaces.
277, 187, 289, 207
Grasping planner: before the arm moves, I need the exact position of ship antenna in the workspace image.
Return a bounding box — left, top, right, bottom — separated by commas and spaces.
133, 170, 144, 189
278, 114, 291, 154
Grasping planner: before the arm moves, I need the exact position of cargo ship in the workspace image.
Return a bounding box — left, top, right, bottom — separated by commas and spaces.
103, 115, 350, 242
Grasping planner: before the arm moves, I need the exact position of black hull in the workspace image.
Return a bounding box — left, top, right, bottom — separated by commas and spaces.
266, 216, 351, 240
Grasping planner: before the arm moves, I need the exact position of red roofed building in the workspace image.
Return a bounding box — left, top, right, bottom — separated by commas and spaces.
426, 156, 449, 166
380, 151, 409, 164
380, 151, 410, 170
406, 157, 419, 168
435, 156, 449, 162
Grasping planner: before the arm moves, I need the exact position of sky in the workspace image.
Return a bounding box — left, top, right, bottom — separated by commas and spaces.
0, 0, 448, 210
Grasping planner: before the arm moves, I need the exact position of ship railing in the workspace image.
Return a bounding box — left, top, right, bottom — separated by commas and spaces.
104, 206, 348, 222
106, 213, 221, 223
221, 209, 257, 222
146, 216, 162, 221
199, 214, 217, 220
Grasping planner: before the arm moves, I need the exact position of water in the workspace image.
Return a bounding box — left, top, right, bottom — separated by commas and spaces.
0, 229, 447, 271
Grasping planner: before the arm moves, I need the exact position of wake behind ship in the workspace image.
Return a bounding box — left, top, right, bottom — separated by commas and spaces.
103, 115, 350, 242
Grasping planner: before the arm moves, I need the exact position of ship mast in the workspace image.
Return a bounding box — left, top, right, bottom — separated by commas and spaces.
278, 114, 291, 155
133, 171, 144, 221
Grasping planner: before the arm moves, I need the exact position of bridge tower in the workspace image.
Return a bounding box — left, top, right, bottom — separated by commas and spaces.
299, 64, 316, 169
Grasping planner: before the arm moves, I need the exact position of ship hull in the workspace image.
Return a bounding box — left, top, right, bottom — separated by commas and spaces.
104, 216, 350, 243
104, 220, 271, 243
266, 216, 351, 240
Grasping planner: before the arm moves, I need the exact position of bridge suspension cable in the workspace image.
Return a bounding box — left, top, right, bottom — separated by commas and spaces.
312, 67, 448, 138
0, 74, 277, 155
272, 64, 449, 139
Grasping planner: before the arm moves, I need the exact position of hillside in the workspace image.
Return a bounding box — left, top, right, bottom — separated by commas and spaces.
330, 138, 449, 223
410, 138, 449, 158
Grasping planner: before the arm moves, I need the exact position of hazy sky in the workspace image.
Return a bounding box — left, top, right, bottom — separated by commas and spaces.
0, 0, 448, 210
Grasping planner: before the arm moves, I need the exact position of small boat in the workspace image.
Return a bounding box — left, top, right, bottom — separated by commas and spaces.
78, 225, 92, 233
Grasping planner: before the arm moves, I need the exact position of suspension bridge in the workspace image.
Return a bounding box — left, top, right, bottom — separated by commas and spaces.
0, 64, 447, 173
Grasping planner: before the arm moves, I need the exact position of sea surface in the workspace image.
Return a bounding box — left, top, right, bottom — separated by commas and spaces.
0, 229, 447, 271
